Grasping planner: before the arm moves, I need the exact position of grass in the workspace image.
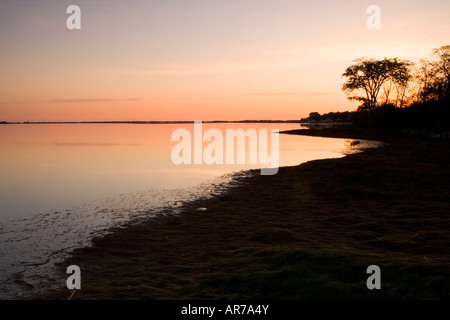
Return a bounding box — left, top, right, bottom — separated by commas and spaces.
38, 128, 450, 300
192, 247, 450, 300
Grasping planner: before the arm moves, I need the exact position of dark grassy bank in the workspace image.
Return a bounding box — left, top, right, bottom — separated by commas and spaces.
305, 99, 450, 134
40, 128, 450, 300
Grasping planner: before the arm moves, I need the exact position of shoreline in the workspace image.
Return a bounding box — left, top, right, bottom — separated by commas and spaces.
37, 128, 450, 300
1, 120, 303, 125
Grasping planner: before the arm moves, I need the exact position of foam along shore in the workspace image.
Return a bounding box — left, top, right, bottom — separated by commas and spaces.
40, 128, 450, 300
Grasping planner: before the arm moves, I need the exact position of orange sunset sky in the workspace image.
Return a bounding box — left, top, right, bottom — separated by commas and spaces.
1, 0, 449, 122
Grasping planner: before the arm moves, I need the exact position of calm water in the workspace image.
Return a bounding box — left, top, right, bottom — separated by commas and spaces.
0, 123, 380, 299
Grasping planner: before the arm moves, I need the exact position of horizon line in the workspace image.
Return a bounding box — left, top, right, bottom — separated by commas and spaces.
0, 120, 302, 125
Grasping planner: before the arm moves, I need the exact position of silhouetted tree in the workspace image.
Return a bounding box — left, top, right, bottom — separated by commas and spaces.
342, 57, 411, 111
380, 58, 412, 107
412, 46, 450, 103
432, 45, 450, 100
413, 59, 442, 103
309, 112, 321, 121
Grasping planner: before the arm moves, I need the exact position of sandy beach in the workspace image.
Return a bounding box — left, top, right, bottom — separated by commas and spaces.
40, 128, 450, 300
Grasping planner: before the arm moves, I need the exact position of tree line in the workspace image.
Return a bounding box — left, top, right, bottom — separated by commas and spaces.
342, 45, 450, 111
303, 45, 450, 133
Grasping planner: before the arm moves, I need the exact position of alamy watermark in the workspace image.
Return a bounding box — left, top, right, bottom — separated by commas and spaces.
66, 265, 81, 290
367, 5, 381, 30
66, 5, 81, 30
366, 265, 381, 290
66, 5, 381, 31
170, 121, 279, 175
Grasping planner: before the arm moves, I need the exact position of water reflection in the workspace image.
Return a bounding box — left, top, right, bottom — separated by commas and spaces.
0, 123, 382, 299
0, 123, 353, 219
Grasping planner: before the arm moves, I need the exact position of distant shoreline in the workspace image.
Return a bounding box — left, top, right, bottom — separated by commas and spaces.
0, 120, 302, 125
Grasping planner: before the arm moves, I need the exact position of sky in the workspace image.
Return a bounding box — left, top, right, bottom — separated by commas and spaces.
0, 0, 449, 122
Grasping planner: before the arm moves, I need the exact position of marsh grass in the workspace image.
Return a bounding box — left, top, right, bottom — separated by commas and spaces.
40, 129, 450, 300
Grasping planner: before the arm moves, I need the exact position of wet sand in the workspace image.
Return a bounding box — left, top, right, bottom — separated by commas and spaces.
41, 128, 450, 300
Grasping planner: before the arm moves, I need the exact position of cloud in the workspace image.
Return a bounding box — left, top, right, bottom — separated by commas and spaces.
52, 142, 139, 147
50, 98, 141, 103
10, 98, 141, 104
239, 93, 296, 96
301, 92, 340, 96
